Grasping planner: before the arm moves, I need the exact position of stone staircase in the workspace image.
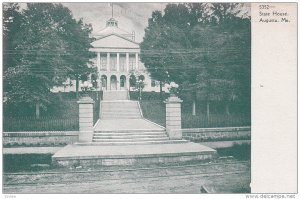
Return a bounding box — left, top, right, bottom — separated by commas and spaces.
92, 129, 188, 145
103, 90, 129, 101
53, 90, 216, 166
93, 90, 187, 145
100, 101, 142, 119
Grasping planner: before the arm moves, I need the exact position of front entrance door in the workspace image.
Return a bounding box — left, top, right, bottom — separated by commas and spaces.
110, 75, 117, 90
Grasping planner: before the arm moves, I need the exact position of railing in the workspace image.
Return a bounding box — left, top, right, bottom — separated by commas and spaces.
139, 100, 251, 128
182, 113, 251, 128
3, 91, 102, 132
3, 117, 79, 132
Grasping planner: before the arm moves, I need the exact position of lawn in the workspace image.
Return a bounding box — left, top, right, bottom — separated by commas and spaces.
140, 100, 166, 127
140, 100, 250, 128
3, 91, 101, 132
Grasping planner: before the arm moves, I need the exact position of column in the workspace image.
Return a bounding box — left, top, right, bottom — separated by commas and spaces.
126, 53, 129, 72
116, 75, 120, 90
117, 53, 120, 72
107, 52, 110, 71
164, 96, 183, 139
97, 52, 100, 70
97, 53, 101, 90
135, 53, 139, 70
126, 76, 130, 90
77, 96, 94, 142
107, 76, 111, 91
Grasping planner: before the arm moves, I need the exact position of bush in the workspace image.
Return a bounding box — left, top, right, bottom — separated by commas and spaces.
129, 91, 169, 101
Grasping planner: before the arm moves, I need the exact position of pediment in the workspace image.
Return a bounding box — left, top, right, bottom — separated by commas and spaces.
91, 34, 139, 49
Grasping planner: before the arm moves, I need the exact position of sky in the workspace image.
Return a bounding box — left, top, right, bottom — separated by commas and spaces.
62, 3, 168, 43
17, 3, 250, 43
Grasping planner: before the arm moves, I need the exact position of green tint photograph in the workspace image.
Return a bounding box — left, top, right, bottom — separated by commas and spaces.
3, 2, 251, 194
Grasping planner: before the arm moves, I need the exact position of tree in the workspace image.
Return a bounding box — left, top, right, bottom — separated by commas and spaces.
62, 18, 95, 99
141, 3, 250, 117
3, 3, 23, 72
3, 3, 94, 118
129, 70, 146, 100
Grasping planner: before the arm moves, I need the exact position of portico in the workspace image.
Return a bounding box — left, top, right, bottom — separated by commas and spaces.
94, 51, 140, 91
51, 15, 166, 93
90, 17, 149, 91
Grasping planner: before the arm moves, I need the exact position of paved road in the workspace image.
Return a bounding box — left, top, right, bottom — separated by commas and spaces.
3, 161, 250, 194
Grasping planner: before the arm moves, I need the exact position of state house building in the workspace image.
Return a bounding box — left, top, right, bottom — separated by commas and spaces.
52, 17, 164, 93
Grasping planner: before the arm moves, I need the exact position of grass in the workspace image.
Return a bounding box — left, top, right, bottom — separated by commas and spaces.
217, 143, 251, 161
140, 100, 166, 127
140, 100, 250, 128
181, 113, 250, 128
3, 154, 53, 172
3, 92, 101, 132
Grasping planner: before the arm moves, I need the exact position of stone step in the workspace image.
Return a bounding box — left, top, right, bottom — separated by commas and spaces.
101, 115, 141, 117
102, 106, 138, 109
101, 116, 142, 119
93, 131, 166, 136
101, 100, 136, 103
94, 129, 165, 133
93, 137, 170, 142
101, 103, 138, 105
101, 114, 141, 117
101, 107, 140, 110
101, 101, 137, 104
103, 91, 129, 101
89, 140, 189, 146
101, 106, 139, 109
52, 142, 217, 167
93, 134, 168, 139
101, 110, 140, 114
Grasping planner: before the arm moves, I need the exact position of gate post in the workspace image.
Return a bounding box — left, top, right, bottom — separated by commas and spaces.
164, 95, 183, 139
77, 96, 94, 142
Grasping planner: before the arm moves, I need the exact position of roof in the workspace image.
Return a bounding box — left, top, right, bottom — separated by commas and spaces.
93, 17, 135, 41
91, 33, 139, 49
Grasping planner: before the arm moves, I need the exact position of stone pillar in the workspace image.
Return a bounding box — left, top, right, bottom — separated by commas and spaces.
97, 52, 100, 70
126, 53, 129, 72
107, 76, 111, 91
117, 53, 120, 72
126, 76, 130, 90
116, 75, 120, 90
165, 95, 183, 139
107, 52, 110, 71
135, 53, 139, 70
77, 96, 94, 143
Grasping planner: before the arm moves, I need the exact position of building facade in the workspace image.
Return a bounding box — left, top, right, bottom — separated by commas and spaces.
52, 17, 164, 93
90, 17, 163, 92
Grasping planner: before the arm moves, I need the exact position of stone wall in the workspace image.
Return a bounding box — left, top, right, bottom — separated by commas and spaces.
3, 131, 79, 147
182, 127, 250, 142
